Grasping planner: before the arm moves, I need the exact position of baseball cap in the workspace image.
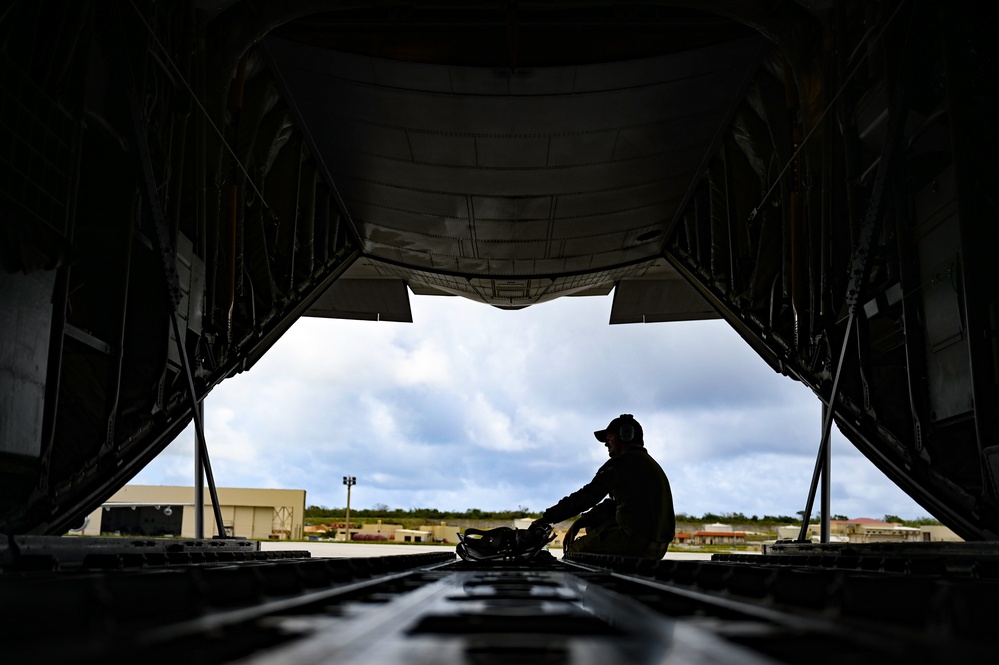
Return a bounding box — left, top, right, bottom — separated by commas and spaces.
594, 414, 643, 443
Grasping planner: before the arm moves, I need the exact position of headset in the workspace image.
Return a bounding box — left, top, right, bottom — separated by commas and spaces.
618, 414, 636, 442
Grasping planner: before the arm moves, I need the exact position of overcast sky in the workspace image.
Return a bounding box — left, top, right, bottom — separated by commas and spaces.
132, 292, 929, 520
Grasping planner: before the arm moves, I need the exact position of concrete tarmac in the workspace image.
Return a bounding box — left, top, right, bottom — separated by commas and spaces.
259, 540, 713, 561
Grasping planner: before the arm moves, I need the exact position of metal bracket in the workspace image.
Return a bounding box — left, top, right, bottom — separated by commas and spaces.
797, 81, 910, 542
119, 8, 228, 539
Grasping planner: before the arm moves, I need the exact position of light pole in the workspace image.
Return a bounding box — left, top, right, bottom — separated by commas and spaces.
343, 476, 356, 542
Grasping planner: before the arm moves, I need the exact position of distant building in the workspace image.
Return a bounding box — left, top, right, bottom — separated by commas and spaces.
831, 518, 920, 543
692, 531, 747, 545
774, 524, 849, 542
394, 529, 432, 543
692, 523, 746, 545
78, 485, 306, 540
702, 523, 733, 533
919, 525, 962, 542
343, 520, 402, 541
421, 522, 455, 543
776, 518, 951, 544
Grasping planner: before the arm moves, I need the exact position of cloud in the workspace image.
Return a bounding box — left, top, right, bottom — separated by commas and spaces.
464, 392, 522, 451
131, 292, 929, 520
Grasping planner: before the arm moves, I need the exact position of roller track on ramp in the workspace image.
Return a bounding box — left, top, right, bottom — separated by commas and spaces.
2, 537, 998, 663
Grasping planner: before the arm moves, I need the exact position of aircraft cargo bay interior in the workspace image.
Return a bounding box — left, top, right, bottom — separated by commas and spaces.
1, 1, 998, 663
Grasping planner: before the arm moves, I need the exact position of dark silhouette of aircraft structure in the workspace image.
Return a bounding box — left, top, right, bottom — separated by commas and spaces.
2, 1, 998, 662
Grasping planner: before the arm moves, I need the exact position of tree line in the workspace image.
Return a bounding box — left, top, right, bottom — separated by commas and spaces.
306, 506, 940, 527
677, 512, 941, 526
305, 505, 535, 521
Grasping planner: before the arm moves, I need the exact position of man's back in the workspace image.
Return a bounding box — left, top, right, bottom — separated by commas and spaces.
607, 448, 675, 547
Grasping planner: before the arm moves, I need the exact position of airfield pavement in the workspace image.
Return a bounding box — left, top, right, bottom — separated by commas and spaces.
258, 540, 714, 560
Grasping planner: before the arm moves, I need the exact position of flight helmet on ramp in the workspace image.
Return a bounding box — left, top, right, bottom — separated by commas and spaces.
456, 523, 556, 562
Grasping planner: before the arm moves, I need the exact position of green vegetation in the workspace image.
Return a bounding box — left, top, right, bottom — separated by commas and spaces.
306, 505, 536, 522
305, 506, 942, 530
675, 512, 801, 525
673, 512, 941, 529
885, 515, 943, 526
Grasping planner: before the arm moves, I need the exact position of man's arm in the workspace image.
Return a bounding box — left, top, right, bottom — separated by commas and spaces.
581, 497, 617, 525
539, 463, 616, 525
562, 498, 616, 549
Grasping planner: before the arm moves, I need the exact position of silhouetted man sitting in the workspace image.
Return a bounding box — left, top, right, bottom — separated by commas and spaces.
533, 414, 675, 559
